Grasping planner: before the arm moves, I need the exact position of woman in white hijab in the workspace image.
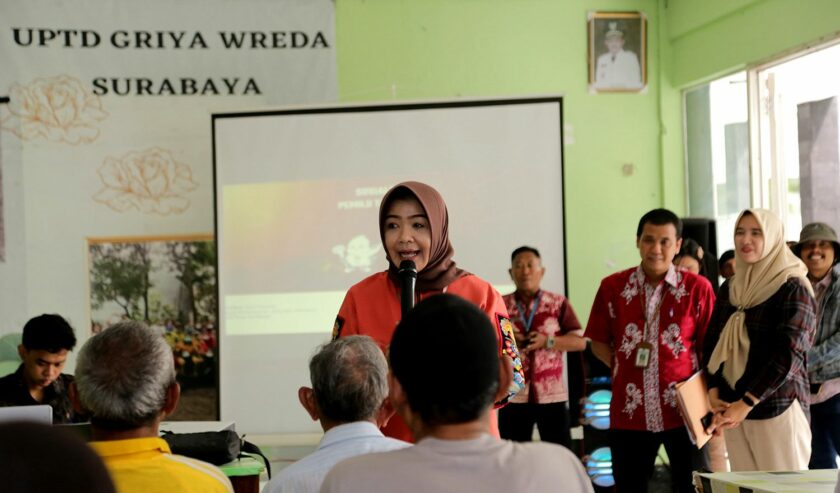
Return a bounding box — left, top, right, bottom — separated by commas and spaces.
702, 209, 816, 471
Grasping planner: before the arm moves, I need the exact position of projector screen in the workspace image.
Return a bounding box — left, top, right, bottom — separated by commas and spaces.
214, 97, 566, 433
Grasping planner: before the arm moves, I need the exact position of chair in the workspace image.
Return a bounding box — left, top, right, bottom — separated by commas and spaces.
0, 333, 21, 362
0, 360, 19, 378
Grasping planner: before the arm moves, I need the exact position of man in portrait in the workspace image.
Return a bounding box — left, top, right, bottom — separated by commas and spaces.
594, 21, 643, 90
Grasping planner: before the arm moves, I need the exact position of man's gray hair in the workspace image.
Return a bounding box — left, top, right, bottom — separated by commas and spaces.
75, 321, 176, 429
310, 335, 388, 423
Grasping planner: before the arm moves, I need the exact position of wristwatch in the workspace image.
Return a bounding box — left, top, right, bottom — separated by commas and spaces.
545, 335, 556, 349
741, 394, 756, 407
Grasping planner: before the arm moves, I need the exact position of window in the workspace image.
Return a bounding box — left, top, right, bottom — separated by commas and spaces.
684, 72, 749, 255
753, 42, 840, 237
685, 40, 840, 253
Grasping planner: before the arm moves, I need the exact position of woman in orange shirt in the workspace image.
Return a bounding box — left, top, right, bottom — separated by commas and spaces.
333, 181, 524, 442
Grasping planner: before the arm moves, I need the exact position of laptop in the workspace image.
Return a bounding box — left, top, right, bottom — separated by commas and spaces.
0, 404, 53, 425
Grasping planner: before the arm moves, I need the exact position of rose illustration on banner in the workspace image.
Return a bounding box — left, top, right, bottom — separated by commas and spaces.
0, 75, 108, 144
93, 147, 199, 215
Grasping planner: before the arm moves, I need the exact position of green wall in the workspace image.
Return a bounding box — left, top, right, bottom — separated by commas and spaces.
336, 0, 664, 315
335, 0, 840, 318
665, 0, 840, 87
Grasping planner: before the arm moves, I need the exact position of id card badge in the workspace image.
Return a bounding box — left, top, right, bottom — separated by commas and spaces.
635, 342, 652, 368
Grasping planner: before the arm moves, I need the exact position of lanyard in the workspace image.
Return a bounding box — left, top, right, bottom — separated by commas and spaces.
640, 282, 666, 339
515, 292, 542, 333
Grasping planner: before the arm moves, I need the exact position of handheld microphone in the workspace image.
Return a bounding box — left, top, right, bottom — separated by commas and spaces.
398, 260, 417, 317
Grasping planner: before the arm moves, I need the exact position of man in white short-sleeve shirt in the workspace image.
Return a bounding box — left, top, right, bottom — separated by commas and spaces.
262, 336, 409, 493
320, 294, 593, 493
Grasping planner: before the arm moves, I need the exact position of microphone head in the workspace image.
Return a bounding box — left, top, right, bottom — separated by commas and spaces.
398, 260, 417, 277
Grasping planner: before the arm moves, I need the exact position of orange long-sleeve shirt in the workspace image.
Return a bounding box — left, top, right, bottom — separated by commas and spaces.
334, 271, 524, 442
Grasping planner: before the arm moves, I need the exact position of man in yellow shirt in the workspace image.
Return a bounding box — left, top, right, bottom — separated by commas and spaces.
71, 321, 232, 493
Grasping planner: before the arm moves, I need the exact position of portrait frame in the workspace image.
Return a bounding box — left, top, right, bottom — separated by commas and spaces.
588, 11, 647, 93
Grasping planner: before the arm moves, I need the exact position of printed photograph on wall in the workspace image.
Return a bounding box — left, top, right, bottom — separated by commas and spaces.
588, 11, 647, 92
87, 235, 218, 420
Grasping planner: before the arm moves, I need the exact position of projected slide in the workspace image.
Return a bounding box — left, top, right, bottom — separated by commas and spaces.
222, 179, 391, 334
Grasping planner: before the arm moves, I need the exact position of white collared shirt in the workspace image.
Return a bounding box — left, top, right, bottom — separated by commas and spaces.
262, 421, 410, 493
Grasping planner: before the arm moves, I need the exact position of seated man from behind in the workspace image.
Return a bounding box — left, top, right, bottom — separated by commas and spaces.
71, 321, 232, 493
263, 335, 410, 493
0, 314, 81, 423
320, 294, 594, 493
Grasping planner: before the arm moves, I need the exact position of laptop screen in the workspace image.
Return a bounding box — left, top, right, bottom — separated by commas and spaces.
0, 405, 53, 425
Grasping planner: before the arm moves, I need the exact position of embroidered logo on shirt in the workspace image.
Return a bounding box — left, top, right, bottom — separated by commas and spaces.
661, 323, 686, 358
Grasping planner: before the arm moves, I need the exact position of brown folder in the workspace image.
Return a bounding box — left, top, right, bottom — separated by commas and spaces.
675, 371, 713, 449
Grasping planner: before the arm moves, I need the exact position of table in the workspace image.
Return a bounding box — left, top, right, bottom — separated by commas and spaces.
220, 455, 266, 493
694, 469, 838, 493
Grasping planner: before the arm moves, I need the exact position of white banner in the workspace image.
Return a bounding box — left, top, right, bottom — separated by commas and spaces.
0, 0, 336, 408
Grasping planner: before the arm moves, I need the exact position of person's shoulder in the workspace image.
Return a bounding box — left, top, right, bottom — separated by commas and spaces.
600, 267, 636, 287
504, 441, 589, 483
346, 271, 390, 293
448, 274, 500, 299
540, 290, 567, 303
332, 445, 411, 470
827, 265, 840, 296
0, 370, 19, 386
262, 455, 315, 493
510, 440, 580, 461
160, 453, 233, 492
780, 276, 813, 297
266, 435, 407, 493
450, 273, 487, 288
620, 49, 640, 60
0, 368, 22, 395
377, 436, 413, 450
321, 447, 411, 490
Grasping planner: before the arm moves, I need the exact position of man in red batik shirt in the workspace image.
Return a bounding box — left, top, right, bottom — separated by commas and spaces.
586, 209, 714, 493
500, 246, 586, 448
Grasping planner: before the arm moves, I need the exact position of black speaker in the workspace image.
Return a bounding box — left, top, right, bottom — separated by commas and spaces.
681, 217, 720, 292
574, 343, 614, 492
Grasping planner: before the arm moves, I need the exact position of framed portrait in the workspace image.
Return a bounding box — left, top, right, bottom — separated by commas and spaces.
588, 11, 647, 93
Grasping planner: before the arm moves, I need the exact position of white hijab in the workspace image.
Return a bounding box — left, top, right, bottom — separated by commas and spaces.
707, 209, 812, 387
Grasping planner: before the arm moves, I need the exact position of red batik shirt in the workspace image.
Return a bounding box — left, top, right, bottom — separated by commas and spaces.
503, 290, 583, 404
586, 265, 715, 432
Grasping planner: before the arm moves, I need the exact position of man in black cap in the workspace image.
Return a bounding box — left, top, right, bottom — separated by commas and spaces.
320, 294, 593, 493
793, 222, 840, 469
